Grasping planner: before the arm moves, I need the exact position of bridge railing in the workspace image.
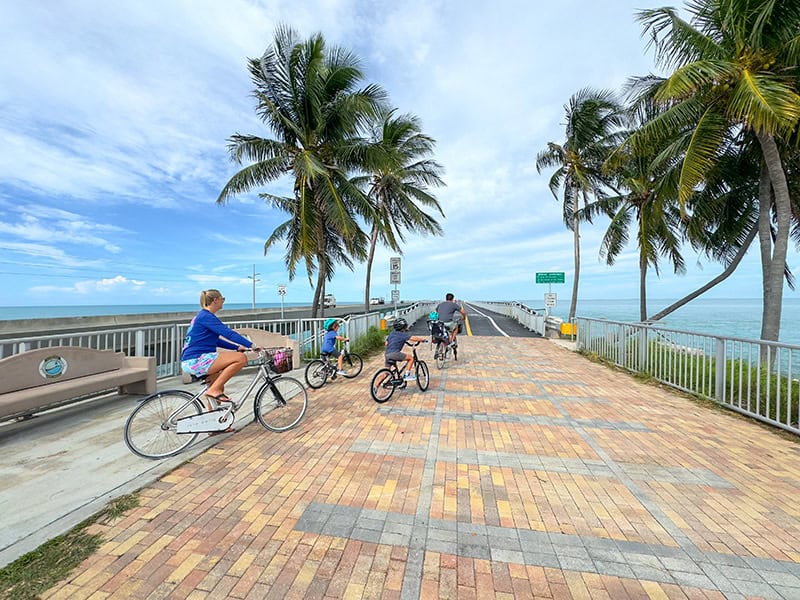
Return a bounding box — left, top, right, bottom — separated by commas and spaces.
576, 317, 800, 436
469, 301, 546, 336
1, 302, 436, 380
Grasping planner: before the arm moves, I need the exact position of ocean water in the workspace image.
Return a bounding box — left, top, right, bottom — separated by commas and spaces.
0, 302, 308, 320
527, 297, 800, 347
2, 298, 798, 346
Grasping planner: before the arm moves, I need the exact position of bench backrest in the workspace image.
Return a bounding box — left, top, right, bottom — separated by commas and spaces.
0, 347, 127, 394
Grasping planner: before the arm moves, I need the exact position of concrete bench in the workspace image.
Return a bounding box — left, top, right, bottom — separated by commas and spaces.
234, 328, 300, 365
0, 347, 156, 421
180, 328, 300, 383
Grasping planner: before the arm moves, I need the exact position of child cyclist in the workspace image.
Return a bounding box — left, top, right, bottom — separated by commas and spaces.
385, 317, 428, 380
322, 318, 350, 376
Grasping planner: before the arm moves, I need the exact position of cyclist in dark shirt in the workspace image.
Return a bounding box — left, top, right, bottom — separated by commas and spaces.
436, 293, 466, 346
385, 318, 428, 380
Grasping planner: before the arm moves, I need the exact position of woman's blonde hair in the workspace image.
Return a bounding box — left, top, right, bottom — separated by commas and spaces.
200, 289, 223, 308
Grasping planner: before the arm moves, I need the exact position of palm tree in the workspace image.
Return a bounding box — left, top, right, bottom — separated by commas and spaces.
596, 96, 686, 321
637, 1, 800, 341
536, 88, 624, 322
216, 25, 386, 317
648, 137, 763, 321
354, 110, 445, 313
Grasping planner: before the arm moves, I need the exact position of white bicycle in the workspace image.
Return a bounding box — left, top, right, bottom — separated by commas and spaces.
124, 349, 307, 459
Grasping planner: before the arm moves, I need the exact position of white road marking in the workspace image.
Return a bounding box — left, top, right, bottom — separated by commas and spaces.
463, 303, 510, 337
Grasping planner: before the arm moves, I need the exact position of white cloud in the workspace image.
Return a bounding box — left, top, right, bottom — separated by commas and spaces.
0, 0, 795, 311
30, 275, 146, 295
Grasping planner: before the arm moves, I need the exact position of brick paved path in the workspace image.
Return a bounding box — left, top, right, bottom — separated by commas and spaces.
44, 337, 800, 599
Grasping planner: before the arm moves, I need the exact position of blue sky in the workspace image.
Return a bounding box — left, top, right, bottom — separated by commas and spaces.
1, 0, 797, 312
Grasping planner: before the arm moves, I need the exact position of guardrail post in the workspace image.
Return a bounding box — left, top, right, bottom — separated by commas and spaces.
618, 325, 626, 367
714, 338, 725, 403
135, 329, 145, 357
638, 327, 647, 371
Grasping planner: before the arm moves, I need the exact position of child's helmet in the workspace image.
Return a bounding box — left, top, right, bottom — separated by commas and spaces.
393, 318, 408, 331
324, 318, 337, 331
428, 311, 438, 321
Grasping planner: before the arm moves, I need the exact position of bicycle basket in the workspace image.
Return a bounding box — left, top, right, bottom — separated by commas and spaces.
267, 347, 293, 374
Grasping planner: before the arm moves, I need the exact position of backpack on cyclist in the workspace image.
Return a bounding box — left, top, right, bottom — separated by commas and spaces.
428, 320, 449, 345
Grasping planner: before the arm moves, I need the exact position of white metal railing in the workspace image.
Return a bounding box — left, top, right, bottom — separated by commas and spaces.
576, 317, 800, 435
0, 302, 435, 380
470, 300, 546, 336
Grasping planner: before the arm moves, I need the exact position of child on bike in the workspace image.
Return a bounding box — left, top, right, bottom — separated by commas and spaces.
322, 318, 350, 376
426, 311, 450, 359
385, 317, 428, 380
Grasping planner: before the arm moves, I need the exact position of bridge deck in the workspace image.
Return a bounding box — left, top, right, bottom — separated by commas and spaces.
19, 334, 800, 599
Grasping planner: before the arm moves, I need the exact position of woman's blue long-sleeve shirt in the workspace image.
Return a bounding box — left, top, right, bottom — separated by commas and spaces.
180, 309, 252, 360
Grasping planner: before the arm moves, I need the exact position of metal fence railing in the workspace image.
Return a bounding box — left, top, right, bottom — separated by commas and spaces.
1, 302, 436, 381
576, 317, 800, 436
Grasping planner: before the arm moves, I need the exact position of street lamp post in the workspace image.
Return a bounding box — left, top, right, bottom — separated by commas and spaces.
247, 264, 261, 309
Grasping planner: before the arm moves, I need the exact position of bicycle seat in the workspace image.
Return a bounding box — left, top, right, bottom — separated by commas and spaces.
189, 374, 209, 383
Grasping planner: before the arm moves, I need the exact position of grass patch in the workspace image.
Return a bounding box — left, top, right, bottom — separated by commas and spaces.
349, 325, 390, 358
0, 493, 140, 600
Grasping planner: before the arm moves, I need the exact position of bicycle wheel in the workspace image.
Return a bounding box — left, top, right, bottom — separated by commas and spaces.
435, 343, 446, 369
255, 376, 308, 432
370, 368, 396, 403
341, 352, 363, 378
416, 361, 430, 391
304, 359, 329, 389
124, 390, 202, 459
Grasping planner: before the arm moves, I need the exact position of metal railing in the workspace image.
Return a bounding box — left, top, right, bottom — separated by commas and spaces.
576, 317, 800, 436
470, 300, 546, 336
2, 302, 435, 380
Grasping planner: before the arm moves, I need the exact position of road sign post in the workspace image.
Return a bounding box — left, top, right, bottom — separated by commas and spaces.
390, 257, 401, 316
535, 272, 565, 284
535, 272, 565, 317
277, 285, 286, 318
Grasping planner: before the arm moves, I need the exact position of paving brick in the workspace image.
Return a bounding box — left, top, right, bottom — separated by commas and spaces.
39, 338, 800, 600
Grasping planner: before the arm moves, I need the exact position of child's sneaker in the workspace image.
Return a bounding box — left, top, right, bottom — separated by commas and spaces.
336, 370, 347, 376
404, 372, 416, 381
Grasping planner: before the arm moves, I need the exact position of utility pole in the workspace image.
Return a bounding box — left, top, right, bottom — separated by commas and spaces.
247, 264, 261, 309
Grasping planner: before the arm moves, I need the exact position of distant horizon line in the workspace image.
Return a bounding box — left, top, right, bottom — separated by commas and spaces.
0, 297, 778, 309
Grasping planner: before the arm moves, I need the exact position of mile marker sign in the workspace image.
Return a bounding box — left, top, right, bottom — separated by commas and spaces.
536, 272, 565, 284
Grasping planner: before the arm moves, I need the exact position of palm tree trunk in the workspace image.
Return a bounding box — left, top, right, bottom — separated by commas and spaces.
313, 263, 325, 319
756, 132, 791, 343
568, 212, 580, 322
648, 223, 757, 321
364, 226, 379, 314
639, 253, 647, 322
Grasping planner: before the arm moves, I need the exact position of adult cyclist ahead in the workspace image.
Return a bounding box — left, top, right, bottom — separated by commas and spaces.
436, 293, 466, 346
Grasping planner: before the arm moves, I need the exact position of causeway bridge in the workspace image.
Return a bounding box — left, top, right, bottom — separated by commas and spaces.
1, 302, 799, 598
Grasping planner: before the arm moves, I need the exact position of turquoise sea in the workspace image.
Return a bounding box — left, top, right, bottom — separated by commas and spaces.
0, 302, 308, 320
1, 297, 798, 346
528, 297, 800, 347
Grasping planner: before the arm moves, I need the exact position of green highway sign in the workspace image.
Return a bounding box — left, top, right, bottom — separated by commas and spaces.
536, 272, 565, 284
